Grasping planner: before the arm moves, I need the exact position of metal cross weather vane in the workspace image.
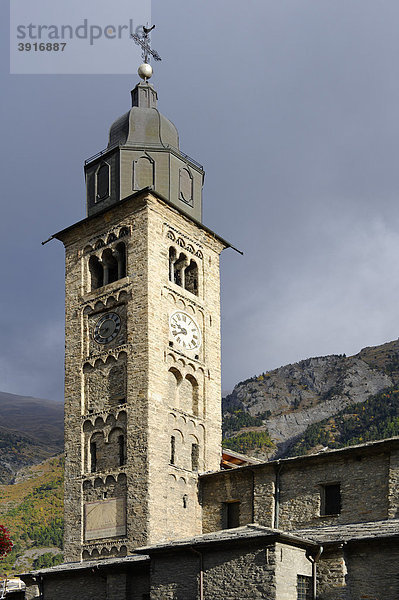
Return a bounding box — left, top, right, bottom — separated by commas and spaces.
131, 24, 162, 64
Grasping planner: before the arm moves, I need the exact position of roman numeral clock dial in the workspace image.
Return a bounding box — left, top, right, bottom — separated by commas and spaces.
169, 311, 201, 351
93, 312, 121, 344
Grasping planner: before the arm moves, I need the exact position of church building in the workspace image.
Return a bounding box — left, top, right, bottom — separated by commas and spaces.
20, 44, 399, 600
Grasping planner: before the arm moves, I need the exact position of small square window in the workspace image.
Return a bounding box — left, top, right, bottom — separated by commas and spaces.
321, 483, 341, 516
297, 575, 313, 600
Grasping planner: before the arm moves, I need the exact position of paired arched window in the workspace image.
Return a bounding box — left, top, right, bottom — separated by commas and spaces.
88, 428, 126, 472
169, 247, 198, 296
89, 242, 126, 291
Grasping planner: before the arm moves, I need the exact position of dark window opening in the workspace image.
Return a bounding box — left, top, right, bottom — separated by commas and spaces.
102, 249, 118, 285
119, 227, 129, 238
115, 242, 126, 279
169, 247, 199, 296
185, 260, 198, 295
191, 443, 199, 471
89, 256, 103, 290
223, 501, 240, 529
297, 575, 313, 600
183, 494, 188, 508
170, 436, 176, 465
97, 164, 109, 201
118, 435, 126, 466
89, 243, 127, 292
90, 442, 97, 473
173, 253, 186, 287
169, 247, 176, 282
322, 483, 341, 516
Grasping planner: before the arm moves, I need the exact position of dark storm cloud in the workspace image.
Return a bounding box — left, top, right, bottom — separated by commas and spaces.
1, 0, 399, 399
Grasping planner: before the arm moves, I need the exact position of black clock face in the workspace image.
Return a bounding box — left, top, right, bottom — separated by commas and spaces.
94, 312, 121, 344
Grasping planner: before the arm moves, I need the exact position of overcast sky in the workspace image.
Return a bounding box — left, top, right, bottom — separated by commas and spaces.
2, 0, 399, 401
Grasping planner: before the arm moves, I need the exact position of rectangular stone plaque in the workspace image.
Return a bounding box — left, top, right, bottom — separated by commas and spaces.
84, 498, 126, 541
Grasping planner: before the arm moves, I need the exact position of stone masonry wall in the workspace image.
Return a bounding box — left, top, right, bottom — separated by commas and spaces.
61, 190, 226, 560
43, 572, 106, 600
278, 452, 389, 529
145, 196, 226, 545
61, 195, 152, 560
201, 470, 255, 533
150, 552, 199, 600
345, 539, 399, 600
275, 543, 312, 600
317, 548, 347, 600
150, 544, 277, 600
201, 449, 392, 534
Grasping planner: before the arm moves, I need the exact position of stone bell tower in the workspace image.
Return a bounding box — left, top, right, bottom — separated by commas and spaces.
55, 53, 229, 562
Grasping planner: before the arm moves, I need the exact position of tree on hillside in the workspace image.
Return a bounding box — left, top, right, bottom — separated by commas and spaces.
0, 526, 12, 558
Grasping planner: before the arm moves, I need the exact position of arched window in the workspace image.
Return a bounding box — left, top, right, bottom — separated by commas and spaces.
114, 242, 126, 279
108, 428, 126, 470
174, 253, 187, 288
102, 249, 118, 285
107, 233, 117, 244
179, 375, 199, 415
191, 443, 199, 471
119, 227, 129, 238
118, 435, 126, 466
184, 260, 198, 296
170, 436, 176, 465
168, 368, 182, 407
89, 256, 103, 290
109, 360, 127, 405
90, 441, 97, 472
169, 247, 177, 282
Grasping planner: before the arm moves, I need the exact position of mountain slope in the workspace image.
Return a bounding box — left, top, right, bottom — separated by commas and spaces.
0, 392, 63, 483
0, 455, 64, 574
288, 387, 399, 456
223, 339, 399, 457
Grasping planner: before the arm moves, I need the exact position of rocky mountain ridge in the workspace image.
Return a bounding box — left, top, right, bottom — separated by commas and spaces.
223, 339, 399, 457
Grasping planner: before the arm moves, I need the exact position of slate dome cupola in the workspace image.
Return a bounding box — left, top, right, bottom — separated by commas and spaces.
84, 80, 204, 222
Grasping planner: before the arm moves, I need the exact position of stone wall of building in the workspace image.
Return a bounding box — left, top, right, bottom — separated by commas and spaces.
149, 541, 312, 600
278, 451, 389, 529
201, 447, 394, 534
150, 552, 199, 600
43, 572, 106, 600
345, 539, 399, 600
317, 547, 347, 600
201, 469, 255, 532
275, 543, 312, 600
23, 564, 150, 600
144, 195, 225, 545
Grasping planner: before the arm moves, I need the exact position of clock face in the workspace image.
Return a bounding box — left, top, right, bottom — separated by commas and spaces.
169, 311, 201, 351
94, 312, 121, 344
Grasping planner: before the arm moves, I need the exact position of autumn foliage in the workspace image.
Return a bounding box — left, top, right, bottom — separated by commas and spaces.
0, 526, 12, 558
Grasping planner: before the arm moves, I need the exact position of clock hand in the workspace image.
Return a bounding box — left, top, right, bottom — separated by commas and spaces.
174, 325, 187, 335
